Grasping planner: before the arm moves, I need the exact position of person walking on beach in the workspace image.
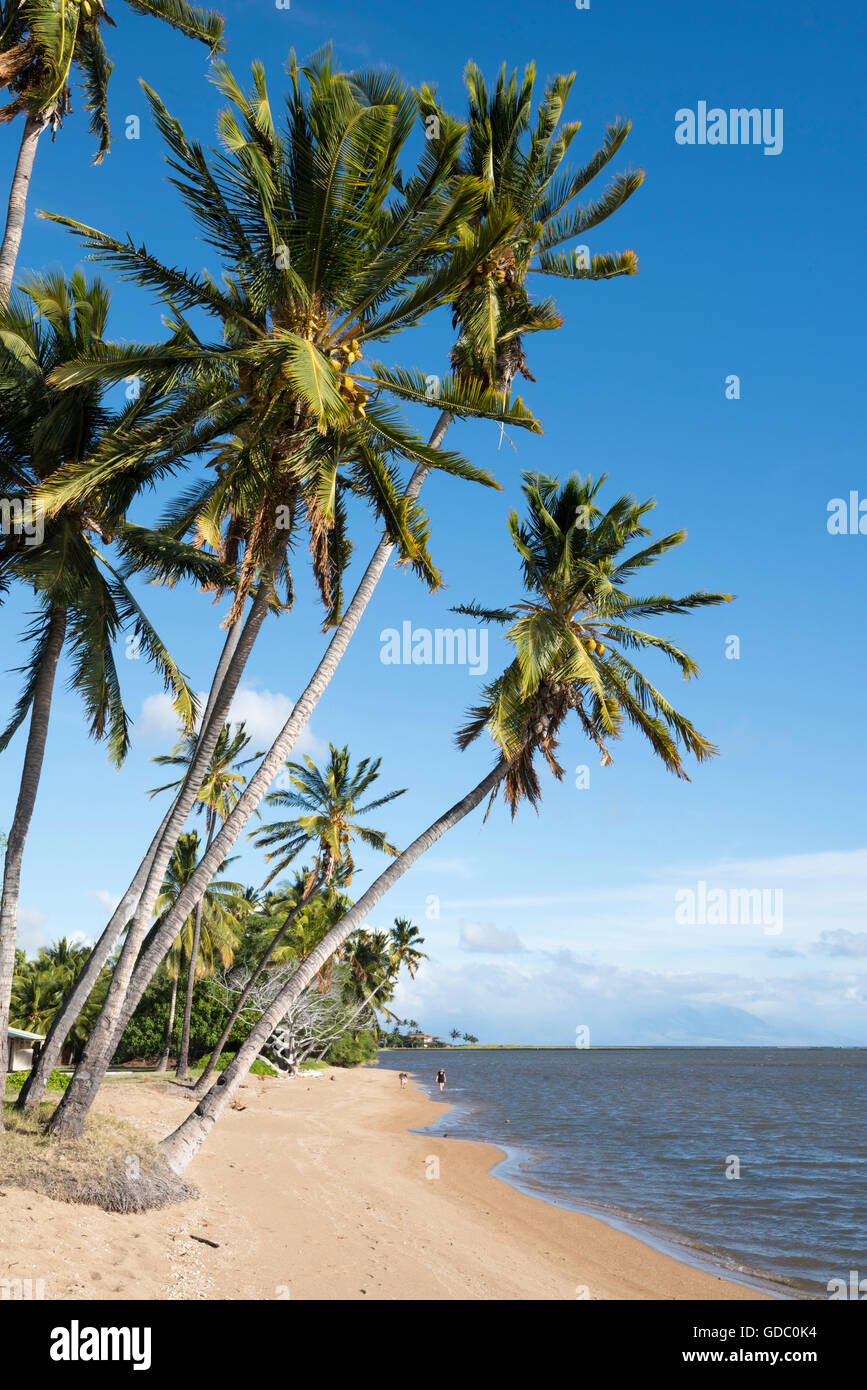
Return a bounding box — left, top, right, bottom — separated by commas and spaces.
435, 1067, 446, 1093
398, 1072, 408, 1089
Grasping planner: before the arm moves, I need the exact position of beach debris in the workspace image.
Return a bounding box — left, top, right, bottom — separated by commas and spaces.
190, 1235, 220, 1249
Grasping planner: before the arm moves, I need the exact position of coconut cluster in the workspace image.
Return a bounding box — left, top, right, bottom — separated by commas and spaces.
461, 249, 517, 294
329, 337, 368, 422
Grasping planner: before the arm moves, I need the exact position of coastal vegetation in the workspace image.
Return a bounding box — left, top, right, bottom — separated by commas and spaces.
0, 16, 731, 1208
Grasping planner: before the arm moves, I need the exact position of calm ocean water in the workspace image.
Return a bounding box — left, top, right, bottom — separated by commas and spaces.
374, 1048, 866, 1297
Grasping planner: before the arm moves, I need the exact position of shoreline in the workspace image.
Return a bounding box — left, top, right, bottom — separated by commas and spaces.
0, 1067, 771, 1300
401, 1075, 793, 1300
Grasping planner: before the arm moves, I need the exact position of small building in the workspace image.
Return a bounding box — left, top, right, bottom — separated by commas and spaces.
7, 1026, 44, 1071
406, 1032, 443, 1048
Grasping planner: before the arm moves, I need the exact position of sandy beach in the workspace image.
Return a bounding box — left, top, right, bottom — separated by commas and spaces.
0, 1067, 770, 1301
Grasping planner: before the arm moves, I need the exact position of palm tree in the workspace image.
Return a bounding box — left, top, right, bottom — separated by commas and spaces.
190, 744, 404, 1096
254, 745, 405, 890
155, 936, 183, 1073
149, 831, 242, 1074
10, 957, 60, 1034
39, 55, 541, 1138
158, 470, 732, 1172
48, 55, 643, 1137
149, 722, 256, 1080
0, 0, 225, 301
0, 272, 209, 1121
389, 918, 427, 983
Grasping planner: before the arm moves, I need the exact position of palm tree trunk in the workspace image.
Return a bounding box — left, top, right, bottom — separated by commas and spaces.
159, 756, 506, 1173
81, 409, 457, 1118
156, 973, 179, 1072
189, 870, 323, 1098
19, 593, 253, 1115
174, 904, 202, 1082
175, 820, 215, 1082
0, 606, 66, 1125
0, 113, 44, 307
48, 572, 275, 1139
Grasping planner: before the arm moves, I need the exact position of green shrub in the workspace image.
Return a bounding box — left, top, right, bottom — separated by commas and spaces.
113, 976, 255, 1064
324, 1029, 377, 1068
6, 1069, 69, 1092
198, 1051, 277, 1077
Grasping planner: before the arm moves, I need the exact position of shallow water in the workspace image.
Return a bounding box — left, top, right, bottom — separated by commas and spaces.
375, 1047, 866, 1297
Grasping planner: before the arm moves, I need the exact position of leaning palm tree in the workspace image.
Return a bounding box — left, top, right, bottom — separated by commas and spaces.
148, 832, 242, 1075
38, 55, 540, 1137
158, 470, 732, 1172
338, 917, 427, 1042
104, 57, 641, 965
189, 743, 404, 1096
46, 55, 643, 1138
0, 272, 210, 1120
0, 0, 225, 301
148, 721, 257, 1079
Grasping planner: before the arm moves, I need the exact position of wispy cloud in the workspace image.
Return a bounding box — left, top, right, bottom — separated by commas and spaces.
459, 919, 524, 954
138, 683, 325, 758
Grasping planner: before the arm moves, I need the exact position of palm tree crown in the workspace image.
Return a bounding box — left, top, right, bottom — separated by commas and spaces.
252, 743, 406, 888
148, 720, 260, 836
38, 52, 541, 626
0, 272, 217, 762
455, 471, 733, 812
0, 0, 225, 158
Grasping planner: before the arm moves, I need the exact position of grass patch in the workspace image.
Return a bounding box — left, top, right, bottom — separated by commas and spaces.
0, 1103, 197, 1213
299, 1059, 328, 1070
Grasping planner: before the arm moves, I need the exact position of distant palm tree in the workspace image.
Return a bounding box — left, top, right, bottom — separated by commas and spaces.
151, 831, 242, 1073
0, 0, 226, 300
449, 1028, 461, 1044
253, 744, 405, 889
191, 745, 404, 1095
149, 723, 256, 1080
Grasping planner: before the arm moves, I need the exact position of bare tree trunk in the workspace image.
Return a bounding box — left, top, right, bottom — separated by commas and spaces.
176, 820, 216, 1083
56, 412, 455, 1134
159, 756, 506, 1173
174, 904, 202, 1083
156, 973, 179, 1072
0, 113, 44, 307
0, 606, 66, 1124
18, 599, 250, 1114
189, 870, 322, 1098
48, 573, 275, 1139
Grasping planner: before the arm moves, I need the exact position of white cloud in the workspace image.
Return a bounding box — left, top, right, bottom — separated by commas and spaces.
137, 684, 325, 759
814, 929, 867, 958
391, 950, 867, 1046
89, 888, 121, 913
459, 919, 524, 954
16, 907, 49, 954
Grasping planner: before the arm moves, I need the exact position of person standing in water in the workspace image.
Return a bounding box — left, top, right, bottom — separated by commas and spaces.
435, 1067, 446, 1093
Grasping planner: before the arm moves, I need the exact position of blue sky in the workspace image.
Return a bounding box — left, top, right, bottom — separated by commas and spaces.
2, 0, 865, 1044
